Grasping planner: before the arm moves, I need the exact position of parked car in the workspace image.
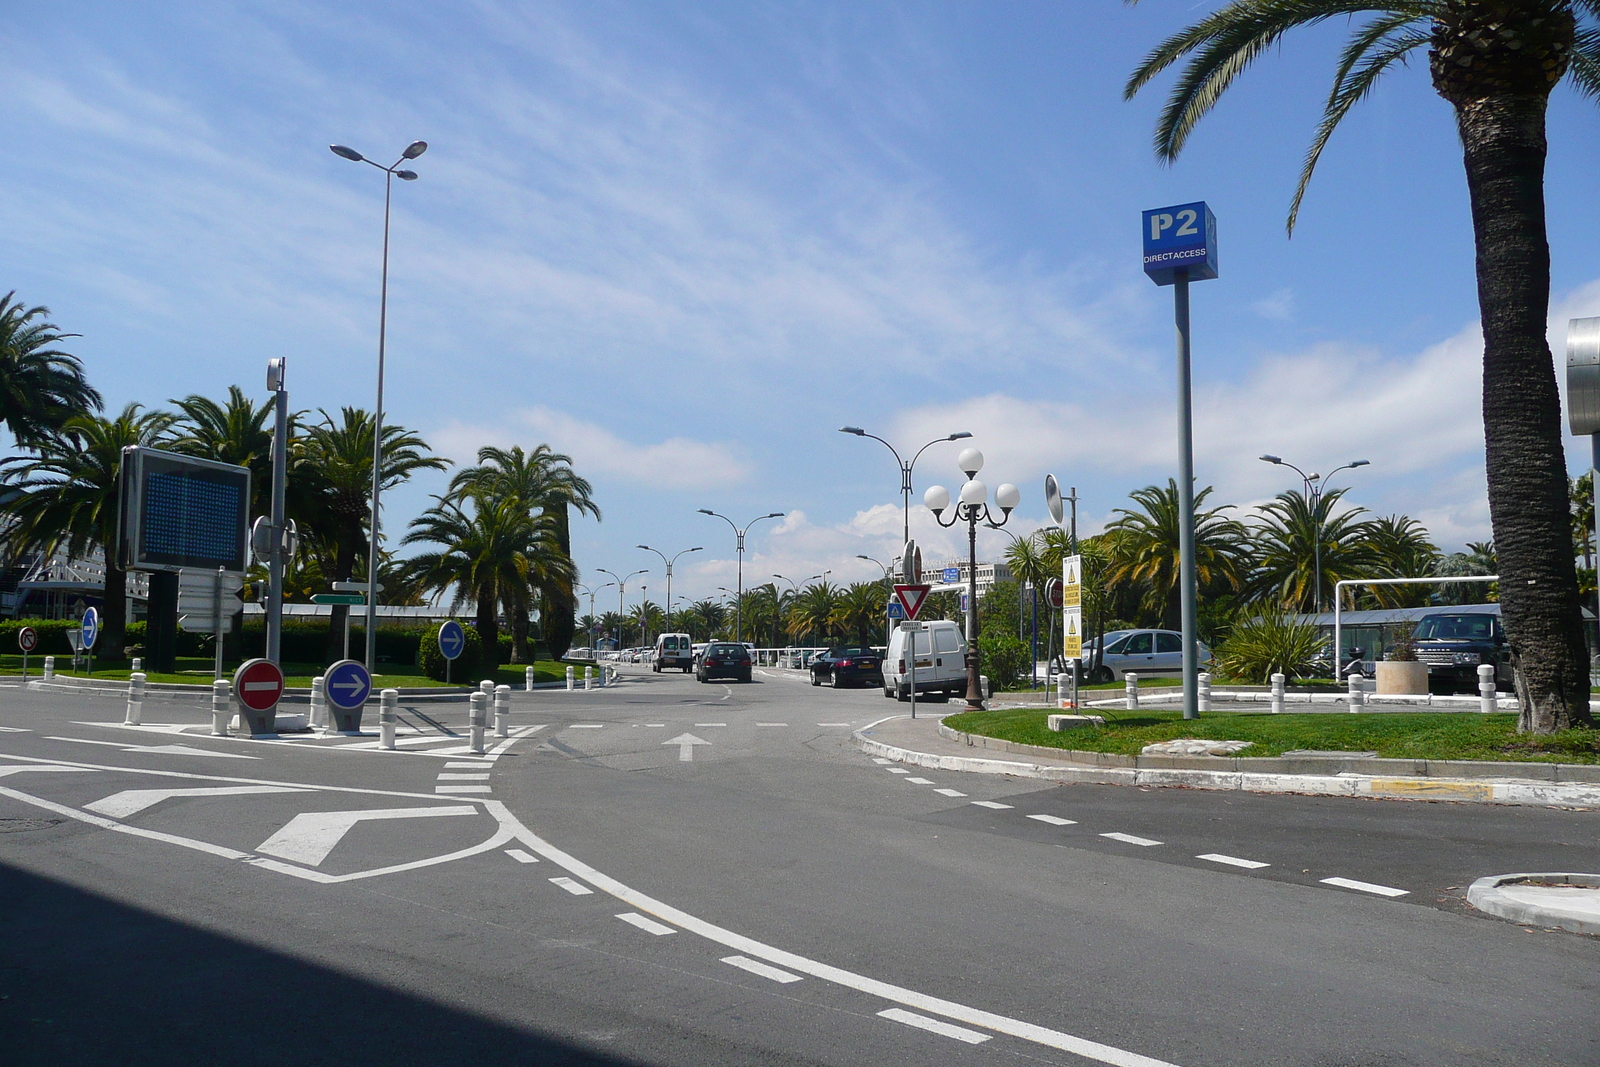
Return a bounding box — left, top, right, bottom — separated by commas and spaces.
882, 620, 966, 701
1082, 629, 1212, 683
809, 646, 883, 688
1410, 612, 1512, 693
696, 641, 752, 683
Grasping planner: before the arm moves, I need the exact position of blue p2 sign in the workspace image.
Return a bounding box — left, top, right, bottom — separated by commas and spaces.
1142, 201, 1217, 285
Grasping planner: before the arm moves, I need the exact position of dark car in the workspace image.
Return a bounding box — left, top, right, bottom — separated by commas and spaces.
696, 642, 752, 683
1411, 612, 1512, 694
809, 646, 883, 688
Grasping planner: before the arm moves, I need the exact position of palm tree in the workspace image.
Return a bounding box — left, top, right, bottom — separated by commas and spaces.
833, 582, 884, 647
168, 386, 284, 519
1572, 472, 1594, 569
1125, 1, 1598, 731
1363, 515, 1443, 608
1249, 488, 1379, 612
689, 599, 726, 641
1106, 480, 1248, 629
0, 293, 103, 448
786, 582, 842, 645
0, 405, 176, 659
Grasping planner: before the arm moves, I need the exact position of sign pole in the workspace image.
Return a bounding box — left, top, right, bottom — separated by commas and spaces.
266, 359, 288, 666
213, 567, 225, 680
1174, 269, 1199, 720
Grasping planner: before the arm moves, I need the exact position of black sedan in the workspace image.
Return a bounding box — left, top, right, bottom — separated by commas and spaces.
696, 642, 752, 683
809, 647, 883, 688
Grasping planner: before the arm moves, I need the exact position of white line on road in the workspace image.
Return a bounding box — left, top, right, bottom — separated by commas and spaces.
505, 848, 539, 864
435, 785, 492, 794
569, 724, 605, 729
886, 768, 910, 774
644, 723, 666, 728
256, 806, 476, 866
757, 722, 788, 727
905, 777, 934, 785
617, 912, 675, 936
85, 785, 306, 818
437, 773, 490, 781
664, 733, 710, 762
1321, 876, 1408, 897
934, 788, 967, 797
1197, 853, 1269, 870
817, 722, 850, 726
694, 722, 727, 727
1026, 814, 1075, 826
45, 737, 260, 760
722, 955, 802, 983
445, 762, 487, 768
971, 801, 1014, 810
550, 876, 593, 896
872, 757, 892, 764
877, 1008, 991, 1045
1101, 832, 1162, 846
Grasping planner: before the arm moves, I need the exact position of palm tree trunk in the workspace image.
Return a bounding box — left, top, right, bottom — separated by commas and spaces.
1457, 91, 1593, 732
325, 525, 359, 663
476, 581, 499, 674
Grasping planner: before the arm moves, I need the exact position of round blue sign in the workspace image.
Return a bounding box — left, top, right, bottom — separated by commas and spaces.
437, 620, 465, 661
81, 607, 100, 650
324, 658, 372, 710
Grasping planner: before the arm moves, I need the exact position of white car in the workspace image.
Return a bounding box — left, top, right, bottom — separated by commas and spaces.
1083, 629, 1211, 683
882, 619, 967, 701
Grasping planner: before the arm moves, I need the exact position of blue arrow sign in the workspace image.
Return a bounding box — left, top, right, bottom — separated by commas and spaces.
81, 607, 100, 650
437, 620, 466, 661
324, 658, 372, 710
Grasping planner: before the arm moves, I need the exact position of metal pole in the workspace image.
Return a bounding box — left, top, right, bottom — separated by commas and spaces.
1592, 435, 1600, 659
965, 510, 982, 709
212, 567, 224, 680
267, 378, 288, 665
1174, 270, 1199, 719
735, 531, 743, 642
1311, 477, 1323, 614
365, 170, 393, 672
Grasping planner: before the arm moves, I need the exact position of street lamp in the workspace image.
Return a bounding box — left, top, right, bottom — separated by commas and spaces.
697, 510, 784, 641
596, 568, 646, 650
330, 138, 427, 670
925, 448, 1019, 711
858, 554, 892, 648
1259, 455, 1371, 614
839, 427, 973, 552
638, 545, 702, 631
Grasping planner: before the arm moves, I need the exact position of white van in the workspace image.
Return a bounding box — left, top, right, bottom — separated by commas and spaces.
654, 633, 694, 673
882, 620, 967, 701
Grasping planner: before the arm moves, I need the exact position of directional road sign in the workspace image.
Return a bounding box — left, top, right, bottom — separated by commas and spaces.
437, 620, 466, 661
234, 658, 286, 712
893, 584, 932, 621
80, 607, 100, 649
942, 567, 961, 584
324, 658, 373, 710
332, 581, 384, 594
17, 626, 37, 653
311, 593, 366, 605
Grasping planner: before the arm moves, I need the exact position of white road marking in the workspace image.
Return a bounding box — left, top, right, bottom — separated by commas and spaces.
663, 732, 710, 762
886, 768, 911, 774
1027, 814, 1075, 826
569, 724, 605, 729
256, 806, 476, 866
505, 848, 539, 864
905, 777, 935, 785
1101, 832, 1162, 847
872, 757, 893, 764
694, 722, 727, 727
757, 722, 788, 727
934, 788, 967, 797
47, 736, 260, 760
1321, 876, 1408, 897
445, 762, 487, 768
0, 726, 30, 732
617, 912, 675, 936
1197, 853, 1269, 870
971, 801, 1014, 810
436, 773, 490, 781
877, 1008, 991, 1045
436, 785, 491, 794
817, 722, 850, 726
644, 723, 666, 728
721, 955, 802, 983
0, 765, 95, 780
85, 785, 306, 818
550, 876, 593, 895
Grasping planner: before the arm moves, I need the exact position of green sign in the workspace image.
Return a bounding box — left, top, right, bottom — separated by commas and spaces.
312, 593, 366, 605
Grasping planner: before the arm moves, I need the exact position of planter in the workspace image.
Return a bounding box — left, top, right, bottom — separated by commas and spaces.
1375, 659, 1429, 695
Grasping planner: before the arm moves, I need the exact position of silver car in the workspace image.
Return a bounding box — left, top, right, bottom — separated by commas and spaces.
1083, 629, 1211, 683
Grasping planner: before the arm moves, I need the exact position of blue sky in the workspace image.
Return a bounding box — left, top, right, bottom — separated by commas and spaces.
6, 2, 1600, 613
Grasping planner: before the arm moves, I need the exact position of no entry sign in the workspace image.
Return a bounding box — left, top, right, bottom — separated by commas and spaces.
233, 658, 285, 712
17, 627, 37, 653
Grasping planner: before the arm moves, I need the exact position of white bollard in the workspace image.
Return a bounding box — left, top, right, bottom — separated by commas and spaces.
1125, 672, 1139, 711
1347, 670, 1365, 713
981, 675, 992, 700
310, 675, 327, 731
124, 672, 146, 726
468, 691, 487, 754
1198, 672, 1211, 714
211, 679, 231, 736
1055, 673, 1070, 709
494, 683, 511, 737
130, 657, 142, 673
43, 656, 55, 681
566, 665, 575, 691
378, 688, 399, 750
525, 665, 535, 692
1270, 672, 1285, 714
584, 666, 594, 691
1478, 663, 1497, 714
479, 679, 494, 697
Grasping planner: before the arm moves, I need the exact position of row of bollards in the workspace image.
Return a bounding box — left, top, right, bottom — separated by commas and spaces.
1121, 670, 1211, 711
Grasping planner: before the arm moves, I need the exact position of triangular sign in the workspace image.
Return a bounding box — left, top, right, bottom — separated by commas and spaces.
1065, 612, 1079, 638
893, 583, 932, 621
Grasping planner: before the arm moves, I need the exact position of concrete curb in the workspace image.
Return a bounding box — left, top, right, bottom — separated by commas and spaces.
1466, 873, 1600, 936
852, 723, 1600, 809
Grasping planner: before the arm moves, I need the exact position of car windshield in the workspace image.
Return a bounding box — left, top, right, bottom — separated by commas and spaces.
830, 648, 871, 657
1413, 614, 1496, 641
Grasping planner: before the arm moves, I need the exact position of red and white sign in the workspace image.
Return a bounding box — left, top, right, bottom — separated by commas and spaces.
17, 627, 37, 653
893, 584, 932, 621
233, 658, 286, 712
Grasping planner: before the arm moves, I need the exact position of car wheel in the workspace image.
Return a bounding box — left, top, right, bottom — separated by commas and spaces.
1086, 665, 1113, 685
896, 685, 909, 702
830, 671, 843, 688
810, 672, 821, 686
884, 687, 895, 698
740, 672, 752, 683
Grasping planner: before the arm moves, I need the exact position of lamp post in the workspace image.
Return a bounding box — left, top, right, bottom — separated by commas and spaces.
1258, 456, 1371, 614
839, 427, 972, 550
596, 569, 646, 651
697, 510, 784, 642
925, 448, 1019, 710
329, 138, 427, 670
858, 554, 892, 649
638, 545, 702, 632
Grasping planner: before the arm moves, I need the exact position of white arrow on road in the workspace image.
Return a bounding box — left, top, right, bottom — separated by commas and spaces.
85, 785, 307, 819
663, 733, 710, 762
255, 806, 476, 866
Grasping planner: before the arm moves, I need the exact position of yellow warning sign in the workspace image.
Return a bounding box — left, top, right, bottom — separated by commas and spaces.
1063, 606, 1082, 659
1063, 554, 1082, 608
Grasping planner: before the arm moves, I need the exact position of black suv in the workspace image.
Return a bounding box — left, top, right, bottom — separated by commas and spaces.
809, 647, 883, 688
697, 642, 752, 683
1411, 612, 1511, 694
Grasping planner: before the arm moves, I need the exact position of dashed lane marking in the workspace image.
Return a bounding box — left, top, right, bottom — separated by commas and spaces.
437, 773, 490, 781
877, 1008, 991, 1045
817, 722, 850, 727
722, 955, 802, 984
1197, 853, 1269, 870
886, 768, 911, 775
872, 757, 892, 764
1026, 814, 1074, 826
971, 801, 1013, 810
905, 777, 935, 785
934, 788, 967, 797
435, 785, 492, 794
695, 722, 727, 727
617, 912, 675, 936
569, 724, 605, 729
550, 876, 594, 896
85, 785, 306, 818
1101, 832, 1162, 847
505, 848, 539, 864
757, 722, 788, 727
445, 762, 487, 768
1321, 876, 1408, 897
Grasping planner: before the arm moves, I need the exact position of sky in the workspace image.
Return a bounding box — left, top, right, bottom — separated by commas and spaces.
5, 1, 1600, 617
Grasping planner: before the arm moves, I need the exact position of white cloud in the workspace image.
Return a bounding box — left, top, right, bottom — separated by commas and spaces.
1251, 287, 1295, 321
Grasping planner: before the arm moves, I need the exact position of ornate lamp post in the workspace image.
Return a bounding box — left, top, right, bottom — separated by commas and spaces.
925, 448, 1019, 710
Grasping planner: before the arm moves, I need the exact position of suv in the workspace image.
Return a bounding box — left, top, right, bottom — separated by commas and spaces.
809, 647, 883, 688
696, 642, 752, 683
1410, 612, 1511, 693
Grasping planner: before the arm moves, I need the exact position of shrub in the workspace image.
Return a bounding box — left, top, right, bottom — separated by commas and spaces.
418, 621, 482, 682
978, 631, 1030, 690
1214, 612, 1325, 683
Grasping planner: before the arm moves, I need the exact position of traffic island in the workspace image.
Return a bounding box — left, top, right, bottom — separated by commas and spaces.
1467, 874, 1600, 936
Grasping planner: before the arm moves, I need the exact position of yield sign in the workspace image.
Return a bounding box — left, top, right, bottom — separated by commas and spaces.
893, 584, 932, 621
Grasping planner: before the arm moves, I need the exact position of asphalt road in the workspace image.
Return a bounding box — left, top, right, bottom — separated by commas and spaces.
0, 666, 1596, 1066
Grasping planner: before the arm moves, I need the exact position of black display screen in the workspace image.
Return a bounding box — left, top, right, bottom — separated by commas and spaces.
121, 448, 250, 572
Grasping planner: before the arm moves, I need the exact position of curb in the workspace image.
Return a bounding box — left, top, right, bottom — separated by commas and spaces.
1466, 873, 1600, 936
851, 723, 1600, 809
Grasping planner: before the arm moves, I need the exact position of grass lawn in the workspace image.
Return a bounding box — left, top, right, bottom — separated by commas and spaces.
0, 654, 572, 689
942, 706, 1600, 765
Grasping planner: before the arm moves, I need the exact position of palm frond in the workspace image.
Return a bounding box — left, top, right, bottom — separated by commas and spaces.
1568, 27, 1600, 100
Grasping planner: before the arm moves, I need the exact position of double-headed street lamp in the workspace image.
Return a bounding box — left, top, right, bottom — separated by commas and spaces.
329, 138, 427, 670
1258, 455, 1371, 613
925, 448, 1020, 711
697, 510, 785, 642
637, 545, 702, 629
772, 573, 820, 595
858, 554, 892, 648
596, 568, 646, 649
839, 427, 972, 550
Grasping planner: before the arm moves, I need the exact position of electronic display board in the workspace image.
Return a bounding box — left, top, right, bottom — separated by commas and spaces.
119, 446, 250, 572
